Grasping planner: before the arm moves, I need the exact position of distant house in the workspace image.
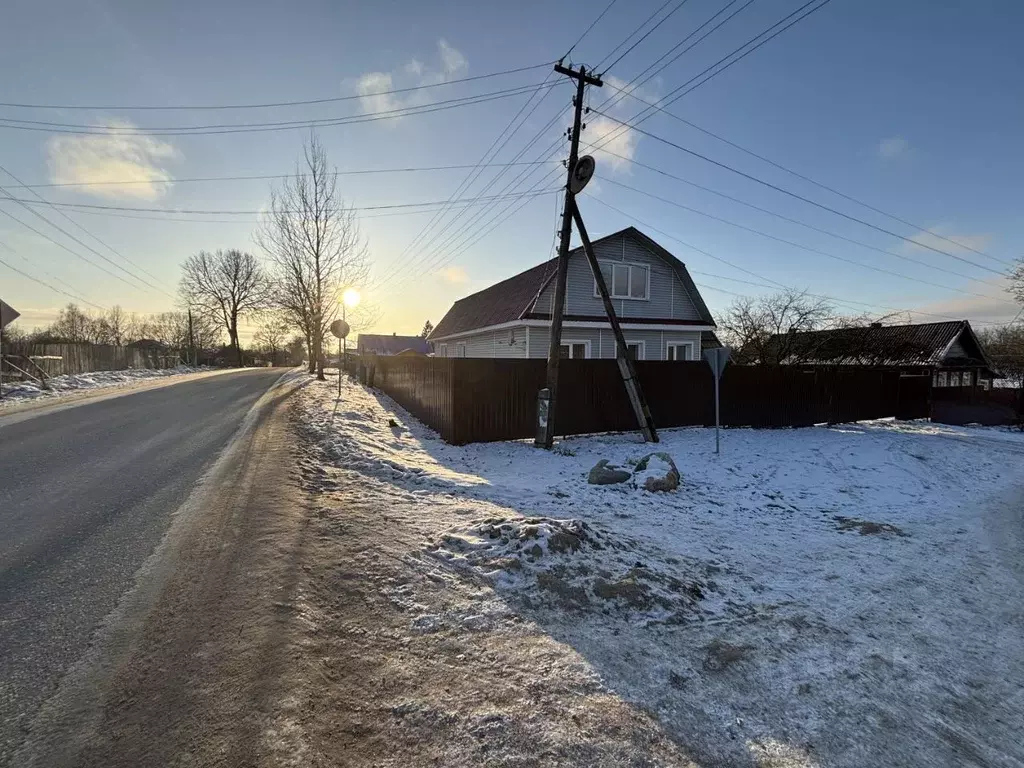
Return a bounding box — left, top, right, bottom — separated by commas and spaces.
427, 226, 717, 360
767, 320, 999, 387
356, 333, 432, 357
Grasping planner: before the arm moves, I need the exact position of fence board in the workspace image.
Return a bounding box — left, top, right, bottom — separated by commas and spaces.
1, 341, 178, 378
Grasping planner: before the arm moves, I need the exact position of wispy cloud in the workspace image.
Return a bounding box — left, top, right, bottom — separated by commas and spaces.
877, 136, 910, 158
437, 265, 469, 283
899, 226, 993, 257
47, 120, 179, 200
578, 75, 654, 171
355, 39, 469, 117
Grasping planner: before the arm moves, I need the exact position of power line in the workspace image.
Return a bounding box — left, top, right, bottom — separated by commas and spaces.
0, 188, 561, 216
600, 176, 1015, 304
583, 142, 1006, 288
599, 83, 1016, 269
379, 1, 753, 294
594, 0, 681, 72
589, 110, 1010, 278
0, 82, 557, 136
0, 237, 106, 309
563, 0, 620, 60
0, 62, 554, 111
0, 195, 155, 293
606, 176, 1015, 305
0, 253, 107, 311
0, 163, 170, 295
50, 193, 563, 225
13, 160, 560, 191
599, 0, 693, 75
373, 80, 564, 289
587, 196, 1013, 327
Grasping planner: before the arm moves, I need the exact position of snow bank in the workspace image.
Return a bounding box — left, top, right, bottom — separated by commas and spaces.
0, 365, 208, 408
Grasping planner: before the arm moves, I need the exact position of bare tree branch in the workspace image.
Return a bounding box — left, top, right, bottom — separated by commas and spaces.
256, 132, 372, 380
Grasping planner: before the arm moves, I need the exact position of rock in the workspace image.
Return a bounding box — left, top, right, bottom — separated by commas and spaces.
633, 452, 680, 492
587, 459, 631, 485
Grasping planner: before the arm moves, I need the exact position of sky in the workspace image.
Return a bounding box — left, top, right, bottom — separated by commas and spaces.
1, 0, 1022, 342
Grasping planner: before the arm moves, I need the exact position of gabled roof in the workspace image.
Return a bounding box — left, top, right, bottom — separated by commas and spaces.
356, 334, 431, 356
428, 227, 715, 340
768, 320, 996, 372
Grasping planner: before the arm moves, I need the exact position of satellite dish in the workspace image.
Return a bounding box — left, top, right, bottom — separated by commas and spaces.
330, 319, 351, 339
569, 155, 596, 194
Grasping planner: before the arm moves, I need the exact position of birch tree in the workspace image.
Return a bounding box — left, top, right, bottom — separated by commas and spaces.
179, 249, 268, 367
257, 133, 371, 380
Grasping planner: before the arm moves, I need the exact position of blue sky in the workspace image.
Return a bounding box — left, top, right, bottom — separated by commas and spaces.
1, 0, 1021, 337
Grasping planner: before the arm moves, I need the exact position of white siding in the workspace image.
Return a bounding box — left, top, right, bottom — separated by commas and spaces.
528, 326, 701, 361
533, 232, 701, 321
434, 326, 529, 358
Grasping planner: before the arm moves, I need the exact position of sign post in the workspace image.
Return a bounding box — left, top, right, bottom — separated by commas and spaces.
0, 299, 21, 400
329, 318, 350, 398
702, 346, 731, 454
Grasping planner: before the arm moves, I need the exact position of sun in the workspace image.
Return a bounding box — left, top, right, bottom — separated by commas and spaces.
342, 288, 361, 308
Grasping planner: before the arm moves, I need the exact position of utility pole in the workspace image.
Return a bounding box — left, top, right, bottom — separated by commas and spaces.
536, 62, 603, 449
187, 307, 196, 366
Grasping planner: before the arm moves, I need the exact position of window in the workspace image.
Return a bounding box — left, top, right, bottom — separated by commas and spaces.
596, 262, 649, 300
439, 344, 448, 357
558, 341, 589, 359
949, 371, 961, 387
937, 372, 948, 387
455, 343, 467, 358
625, 341, 644, 360
667, 342, 696, 361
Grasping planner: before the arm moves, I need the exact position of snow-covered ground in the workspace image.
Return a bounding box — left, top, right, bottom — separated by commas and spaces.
0, 365, 210, 408
295, 376, 1024, 767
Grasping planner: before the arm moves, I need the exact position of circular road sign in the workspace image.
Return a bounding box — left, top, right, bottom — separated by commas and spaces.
330, 319, 351, 339
569, 155, 596, 194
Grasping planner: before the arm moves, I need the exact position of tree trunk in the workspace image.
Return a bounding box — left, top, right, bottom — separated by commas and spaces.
313, 332, 325, 381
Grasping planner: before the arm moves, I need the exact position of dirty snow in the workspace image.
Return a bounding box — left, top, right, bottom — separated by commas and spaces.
295, 375, 1024, 767
0, 365, 209, 408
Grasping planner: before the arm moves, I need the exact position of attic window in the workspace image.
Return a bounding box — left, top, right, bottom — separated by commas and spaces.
596, 261, 649, 300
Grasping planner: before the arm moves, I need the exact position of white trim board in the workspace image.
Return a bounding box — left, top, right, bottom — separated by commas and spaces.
430, 319, 715, 342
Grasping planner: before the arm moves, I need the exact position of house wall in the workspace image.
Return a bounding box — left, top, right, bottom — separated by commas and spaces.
527, 326, 702, 361
533, 232, 702, 321
434, 326, 529, 358
945, 337, 968, 359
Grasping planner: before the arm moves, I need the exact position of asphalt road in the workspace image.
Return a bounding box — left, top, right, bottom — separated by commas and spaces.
0, 369, 283, 763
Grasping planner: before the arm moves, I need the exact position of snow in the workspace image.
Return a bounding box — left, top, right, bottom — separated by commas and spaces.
296, 375, 1024, 767
0, 365, 209, 408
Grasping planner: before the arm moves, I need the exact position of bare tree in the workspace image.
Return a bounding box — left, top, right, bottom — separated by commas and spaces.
180, 249, 268, 367
49, 303, 98, 343
257, 133, 371, 381
718, 290, 835, 365
1009, 260, 1024, 306
253, 315, 291, 365
977, 324, 1024, 388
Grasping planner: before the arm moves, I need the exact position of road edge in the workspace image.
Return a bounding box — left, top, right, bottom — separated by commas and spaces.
10, 369, 309, 767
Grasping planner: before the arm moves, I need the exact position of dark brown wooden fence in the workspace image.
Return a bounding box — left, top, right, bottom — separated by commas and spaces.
932, 385, 1022, 426
359, 356, 933, 444
0, 342, 179, 377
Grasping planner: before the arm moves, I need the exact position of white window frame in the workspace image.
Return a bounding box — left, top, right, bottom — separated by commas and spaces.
439, 343, 448, 357
594, 260, 650, 301
559, 339, 591, 359
455, 342, 467, 358
623, 340, 645, 360
666, 341, 696, 361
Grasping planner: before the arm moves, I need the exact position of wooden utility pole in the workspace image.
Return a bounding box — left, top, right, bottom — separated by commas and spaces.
572, 200, 658, 443
536, 63, 603, 449
187, 307, 196, 366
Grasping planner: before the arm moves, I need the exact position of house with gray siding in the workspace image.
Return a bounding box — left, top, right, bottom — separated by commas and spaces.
427, 227, 717, 361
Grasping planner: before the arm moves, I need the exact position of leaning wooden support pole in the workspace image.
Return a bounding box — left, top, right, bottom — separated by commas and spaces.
572, 200, 658, 443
